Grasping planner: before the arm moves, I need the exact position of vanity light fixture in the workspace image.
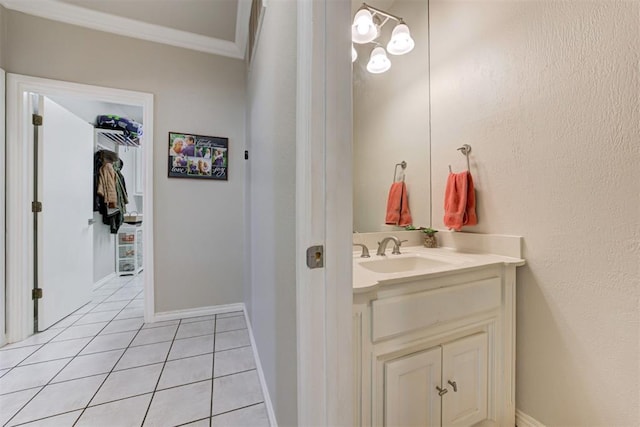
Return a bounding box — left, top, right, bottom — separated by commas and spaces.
352, 3, 415, 73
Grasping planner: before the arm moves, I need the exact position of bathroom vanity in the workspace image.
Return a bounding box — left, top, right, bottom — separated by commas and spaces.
352, 239, 524, 427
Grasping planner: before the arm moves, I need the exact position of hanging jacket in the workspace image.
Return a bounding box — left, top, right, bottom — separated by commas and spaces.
94, 150, 129, 233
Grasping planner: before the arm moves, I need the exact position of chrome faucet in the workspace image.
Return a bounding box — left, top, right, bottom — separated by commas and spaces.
376, 236, 403, 256
353, 243, 370, 258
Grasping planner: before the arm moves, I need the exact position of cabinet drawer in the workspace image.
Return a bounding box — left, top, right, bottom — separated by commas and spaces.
371, 277, 501, 342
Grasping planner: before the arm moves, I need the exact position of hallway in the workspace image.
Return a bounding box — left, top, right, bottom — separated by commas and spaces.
0, 275, 270, 426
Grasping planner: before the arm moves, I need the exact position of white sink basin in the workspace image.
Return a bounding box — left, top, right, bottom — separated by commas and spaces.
359, 255, 452, 274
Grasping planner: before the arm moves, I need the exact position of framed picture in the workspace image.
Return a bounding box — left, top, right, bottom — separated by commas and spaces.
168, 132, 228, 180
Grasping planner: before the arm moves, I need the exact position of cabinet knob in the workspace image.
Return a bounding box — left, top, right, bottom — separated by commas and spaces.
448, 380, 458, 392
435, 386, 448, 396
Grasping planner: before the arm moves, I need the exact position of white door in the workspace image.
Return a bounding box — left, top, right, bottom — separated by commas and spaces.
385, 347, 443, 427
37, 96, 94, 330
442, 333, 489, 427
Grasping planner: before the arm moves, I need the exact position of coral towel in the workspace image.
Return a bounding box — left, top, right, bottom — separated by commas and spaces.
385, 182, 413, 226
443, 171, 478, 231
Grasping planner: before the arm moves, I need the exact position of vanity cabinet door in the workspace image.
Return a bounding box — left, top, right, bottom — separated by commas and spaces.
384, 347, 442, 427
442, 333, 488, 427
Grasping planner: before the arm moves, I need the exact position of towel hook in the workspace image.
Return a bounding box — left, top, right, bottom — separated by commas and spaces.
448, 144, 472, 173
393, 161, 407, 183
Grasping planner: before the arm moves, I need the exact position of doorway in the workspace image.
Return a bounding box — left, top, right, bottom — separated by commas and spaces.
4, 74, 155, 345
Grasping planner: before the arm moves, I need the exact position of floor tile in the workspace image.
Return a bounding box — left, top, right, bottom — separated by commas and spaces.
215, 316, 246, 333
15, 409, 82, 426
0, 358, 70, 394
114, 308, 144, 321
215, 330, 250, 352
77, 393, 153, 427
115, 341, 171, 371
91, 363, 163, 405
216, 311, 243, 319
9, 374, 106, 425
181, 315, 215, 324
0, 329, 62, 350
0, 345, 41, 370
125, 299, 144, 309
176, 320, 215, 340
75, 310, 120, 325
212, 403, 270, 427
52, 349, 125, 383
100, 317, 144, 335
0, 388, 40, 425
49, 313, 83, 329
214, 346, 256, 378
74, 303, 98, 315
143, 381, 212, 427
157, 353, 213, 390
80, 331, 137, 355
130, 325, 178, 347
20, 337, 91, 365
142, 320, 180, 330
51, 322, 108, 342
92, 300, 131, 312
212, 370, 263, 416
168, 335, 214, 361
0, 368, 9, 378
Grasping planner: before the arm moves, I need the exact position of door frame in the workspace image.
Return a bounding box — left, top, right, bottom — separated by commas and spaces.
296, 0, 353, 425
5, 74, 155, 343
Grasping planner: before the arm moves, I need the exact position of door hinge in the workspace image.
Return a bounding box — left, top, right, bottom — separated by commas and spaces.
32, 114, 43, 126
244, 150, 249, 160
32, 201, 42, 213
306, 245, 324, 269
32, 288, 43, 300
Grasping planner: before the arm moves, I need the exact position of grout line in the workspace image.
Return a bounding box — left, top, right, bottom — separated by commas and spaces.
140, 318, 183, 425
9, 407, 84, 427
213, 368, 257, 380
210, 315, 217, 423
175, 416, 210, 427
214, 326, 248, 334
174, 332, 215, 342
211, 344, 252, 354
211, 401, 265, 419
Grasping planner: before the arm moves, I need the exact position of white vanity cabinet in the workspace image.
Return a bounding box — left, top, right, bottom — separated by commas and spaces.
353, 263, 518, 427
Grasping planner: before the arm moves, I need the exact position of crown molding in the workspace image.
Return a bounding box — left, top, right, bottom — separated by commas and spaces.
0, 0, 252, 60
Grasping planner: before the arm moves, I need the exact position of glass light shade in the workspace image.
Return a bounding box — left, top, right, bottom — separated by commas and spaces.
366, 46, 391, 74
386, 23, 415, 55
352, 44, 358, 63
352, 9, 378, 44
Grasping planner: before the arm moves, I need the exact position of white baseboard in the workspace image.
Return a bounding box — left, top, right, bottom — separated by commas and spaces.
93, 272, 116, 290
516, 410, 545, 427
244, 305, 278, 427
151, 302, 245, 323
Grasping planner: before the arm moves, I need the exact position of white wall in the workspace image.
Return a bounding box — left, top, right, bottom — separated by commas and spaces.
246, 0, 297, 425
430, 1, 640, 425
4, 10, 247, 312
0, 5, 5, 69
353, 0, 430, 232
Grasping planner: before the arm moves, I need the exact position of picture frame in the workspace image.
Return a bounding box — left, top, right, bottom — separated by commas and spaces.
168, 132, 228, 180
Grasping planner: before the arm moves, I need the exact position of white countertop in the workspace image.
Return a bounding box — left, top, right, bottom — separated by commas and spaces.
353, 245, 525, 293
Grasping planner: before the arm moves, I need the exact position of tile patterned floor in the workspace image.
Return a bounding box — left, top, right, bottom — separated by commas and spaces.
0, 275, 270, 427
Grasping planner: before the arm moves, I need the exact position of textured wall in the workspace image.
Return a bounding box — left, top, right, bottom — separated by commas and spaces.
0, 5, 6, 69
430, 1, 640, 425
353, 0, 431, 232
246, 0, 298, 425
4, 10, 247, 313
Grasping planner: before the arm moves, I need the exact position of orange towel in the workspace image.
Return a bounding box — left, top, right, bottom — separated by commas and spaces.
385, 182, 413, 226
443, 171, 477, 231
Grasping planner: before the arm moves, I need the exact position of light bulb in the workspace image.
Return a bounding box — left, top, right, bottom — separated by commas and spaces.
352, 44, 358, 63
386, 23, 415, 55
352, 9, 379, 44
366, 46, 391, 74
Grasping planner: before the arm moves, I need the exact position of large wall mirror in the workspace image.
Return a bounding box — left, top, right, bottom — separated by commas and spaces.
352, 0, 430, 233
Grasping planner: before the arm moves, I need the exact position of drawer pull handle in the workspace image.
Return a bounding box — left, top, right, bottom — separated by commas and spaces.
436, 386, 448, 396
448, 380, 458, 392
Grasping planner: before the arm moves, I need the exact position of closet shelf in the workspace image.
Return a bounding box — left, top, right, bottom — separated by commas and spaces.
95, 128, 140, 147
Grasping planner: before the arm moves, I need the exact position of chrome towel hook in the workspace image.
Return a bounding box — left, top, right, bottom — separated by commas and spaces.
393, 161, 407, 182
448, 144, 472, 173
